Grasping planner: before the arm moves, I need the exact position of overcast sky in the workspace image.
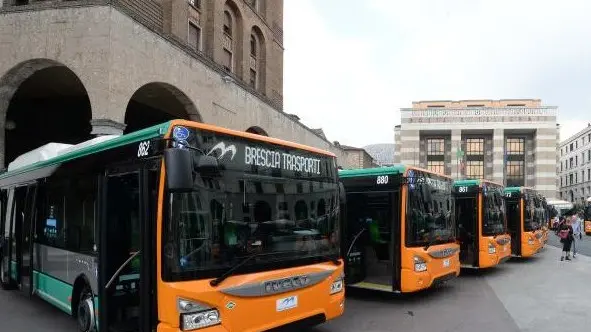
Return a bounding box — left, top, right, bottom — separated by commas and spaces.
284, 0, 591, 148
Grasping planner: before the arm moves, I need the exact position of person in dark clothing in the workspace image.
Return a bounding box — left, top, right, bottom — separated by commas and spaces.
558, 218, 574, 261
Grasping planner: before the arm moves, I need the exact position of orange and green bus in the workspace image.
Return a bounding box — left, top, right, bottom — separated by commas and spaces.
0, 119, 345, 332
503, 187, 544, 257
339, 166, 460, 293
452, 179, 511, 269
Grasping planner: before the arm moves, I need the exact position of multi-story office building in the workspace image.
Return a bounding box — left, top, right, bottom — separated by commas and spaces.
394, 99, 559, 199
558, 124, 591, 204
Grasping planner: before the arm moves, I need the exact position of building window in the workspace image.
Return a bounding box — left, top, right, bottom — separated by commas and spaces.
570, 174, 574, 185
570, 157, 573, 169
588, 168, 590, 181
188, 0, 201, 8
506, 138, 524, 155
223, 11, 233, 36
427, 161, 445, 175
570, 143, 574, 151
188, 21, 201, 52
561, 177, 563, 187
506, 160, 525, 186
466, 138, 484, 155
222, 49, 233, 72
427, 138, 445, 155
576, 155, 579, 166
575, 172, 578, 183
249, 69, 257, 89
250, 34, 257, 58
466, 160, 484, 179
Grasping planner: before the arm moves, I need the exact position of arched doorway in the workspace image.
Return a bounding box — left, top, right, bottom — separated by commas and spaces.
124, 82, 200, 134
0, 59, 92, 167
246, 126, 268, 136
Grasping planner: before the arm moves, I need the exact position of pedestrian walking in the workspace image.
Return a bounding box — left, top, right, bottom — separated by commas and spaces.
558, 217, 574, 261
571, 212, 583, 258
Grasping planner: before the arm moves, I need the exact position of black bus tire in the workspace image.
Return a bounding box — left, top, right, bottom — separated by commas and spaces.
75, 284, 96, 332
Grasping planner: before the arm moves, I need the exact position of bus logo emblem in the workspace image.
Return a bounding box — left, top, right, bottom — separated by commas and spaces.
207, 142, 237, 160
226, 301, 236, 310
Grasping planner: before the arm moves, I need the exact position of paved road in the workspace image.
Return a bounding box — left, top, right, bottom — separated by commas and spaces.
547, 229, 591, 256
1, 246, 590, 332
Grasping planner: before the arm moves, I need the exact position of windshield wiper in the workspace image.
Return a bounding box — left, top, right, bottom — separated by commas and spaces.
210, 250, 341, 287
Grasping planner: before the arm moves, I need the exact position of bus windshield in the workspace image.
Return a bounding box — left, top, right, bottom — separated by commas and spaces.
482, 187, 506, 236
524, 196, 539, 232
162, 127, 340, 280
406, 175, 455, 247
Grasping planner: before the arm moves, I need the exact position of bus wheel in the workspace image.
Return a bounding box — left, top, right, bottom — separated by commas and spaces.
76, 286, 96, 332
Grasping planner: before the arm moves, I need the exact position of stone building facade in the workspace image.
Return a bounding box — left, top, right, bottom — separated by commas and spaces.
394, 99, 559, 199
340, 145, 378, 169
0, 0, 348, 168
558, 123, 591, 204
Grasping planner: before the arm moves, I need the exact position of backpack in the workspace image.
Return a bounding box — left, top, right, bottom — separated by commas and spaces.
559, 229, 569, 240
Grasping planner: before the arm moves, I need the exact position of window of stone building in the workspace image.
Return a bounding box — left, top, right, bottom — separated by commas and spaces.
570, 173, 574, 185
466, 138, 484, 155
570, 157, 573, 169
466, 160, 484, 179
506, 160, 524, 187
588, 168, 590, 181
249, 69, 257, 89
427, 138, 445, 155
427, 161, 445, 175
223, 11, 233, 36
506, 138, 524, 155
250, 34, 258, 58
188, 21, 202, 52
188, 0, 201, 9
222, 49, 233, 72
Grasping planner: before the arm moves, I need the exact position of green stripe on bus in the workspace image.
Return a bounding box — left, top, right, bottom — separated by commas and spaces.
32, 271, 73, 315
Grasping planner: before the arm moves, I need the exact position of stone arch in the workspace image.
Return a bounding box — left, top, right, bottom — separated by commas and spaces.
249, 25, 267, 93
124, 82, 201, 134
0, 58, 92, 167
246, 126, 268, 136
223, 0, 244, 78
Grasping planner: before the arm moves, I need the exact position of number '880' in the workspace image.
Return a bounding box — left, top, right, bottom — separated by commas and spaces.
376, 175, 389, 185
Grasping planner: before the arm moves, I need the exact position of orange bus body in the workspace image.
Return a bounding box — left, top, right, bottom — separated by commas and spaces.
400, 168, 460, 293
157, 120, 345, 331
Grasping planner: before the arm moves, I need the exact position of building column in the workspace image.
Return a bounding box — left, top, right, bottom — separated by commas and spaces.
90, 119, 126, 136
534, 128, 559, 199
393, 126, 401, 164
492, 129, 504, 185
450, 130, 461, 179
399, 129, 420, 166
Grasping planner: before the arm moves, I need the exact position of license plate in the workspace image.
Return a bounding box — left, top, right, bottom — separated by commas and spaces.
276, 295, 298, 312
443, 258, 450, 268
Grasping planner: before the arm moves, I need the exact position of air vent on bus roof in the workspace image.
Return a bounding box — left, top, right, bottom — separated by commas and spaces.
6, 135, 121, 172
7, 142, 73, 171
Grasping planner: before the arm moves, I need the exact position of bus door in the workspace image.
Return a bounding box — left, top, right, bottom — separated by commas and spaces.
506, 198, 521, 255
345, 190, 400, 292
13, 183, 37, 297
455, 194, 478, 267
99, 166, 157, 332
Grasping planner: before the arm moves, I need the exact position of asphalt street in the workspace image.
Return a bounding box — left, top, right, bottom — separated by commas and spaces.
1, 245, 590, 332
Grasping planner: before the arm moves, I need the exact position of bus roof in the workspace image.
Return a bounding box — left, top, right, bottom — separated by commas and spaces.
338, 164, 453, 179
338, 165, 406, 178
453, 179, 503, 187
504, 186, 535, 194
2, 119, 337, 181
0, 121, 170, 180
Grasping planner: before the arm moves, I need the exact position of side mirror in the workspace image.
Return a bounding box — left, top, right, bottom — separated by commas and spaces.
164, 148, 194, 192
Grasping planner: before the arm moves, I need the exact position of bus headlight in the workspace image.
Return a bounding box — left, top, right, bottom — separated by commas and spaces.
181, 309, 221, 331
488, 243, 496, 254
330, 279, 344, 294
414, 256, 427, 272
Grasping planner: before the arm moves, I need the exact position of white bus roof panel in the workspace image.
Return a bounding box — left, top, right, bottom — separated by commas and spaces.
7, 135, 120, 172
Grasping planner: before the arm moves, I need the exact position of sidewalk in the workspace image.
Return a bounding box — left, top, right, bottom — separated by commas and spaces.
484, 246, 591, 332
